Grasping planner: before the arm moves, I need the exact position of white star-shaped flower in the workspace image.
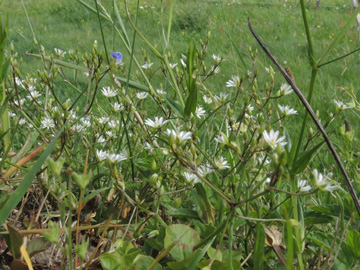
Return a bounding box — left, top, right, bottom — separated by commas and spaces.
262, 129, 287, 149
41, 117, 55, 129
145, 116, 169, 128
226, 75, 240, 88
101, 87, 118, 98
278, 104, 298, 116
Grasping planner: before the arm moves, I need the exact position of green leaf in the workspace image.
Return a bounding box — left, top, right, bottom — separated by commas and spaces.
184, 80, 197, 118
347, 230, 360, 259
197, 259, 242, 270
168, 237, 215, 270
115, 76, 149, 92
186, 39, 196, 79
27, 237, 51, 258
99, 253, 122, 270
167, 208, 201, 221
291, 140, 325, 175
304, 212, 334, 225
253, 223, 265, 270
6, 224, 23, 259
135, 255, 162, 270
192, 183, 214, 224
184, 39, 198, 118
27, 53, 88, 72
0, 127, 64, 226
164, 96, 184, 117
83, 187, 109, 203
113, 0, 130, 47
164, 224, 201, 261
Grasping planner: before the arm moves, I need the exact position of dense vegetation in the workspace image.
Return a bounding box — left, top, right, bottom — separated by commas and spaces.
1, 0, 360, 269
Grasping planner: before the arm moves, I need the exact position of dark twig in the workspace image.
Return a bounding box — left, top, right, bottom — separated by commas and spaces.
248, 18, 360, 217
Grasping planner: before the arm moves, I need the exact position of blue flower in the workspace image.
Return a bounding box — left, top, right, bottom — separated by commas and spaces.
111, 52, 123, 61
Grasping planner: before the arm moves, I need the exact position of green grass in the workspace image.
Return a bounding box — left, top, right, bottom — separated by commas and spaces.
2, 0, 359, 168
1, 1, 360, 269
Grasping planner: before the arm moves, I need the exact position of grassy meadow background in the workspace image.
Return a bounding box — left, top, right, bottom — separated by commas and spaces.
1, 0, 360, 269
3, 0, 360, 133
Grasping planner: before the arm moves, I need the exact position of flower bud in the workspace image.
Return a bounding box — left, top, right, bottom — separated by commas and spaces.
47, 157, 65, 178
74, 238, 89, 260
288, 219, 300, 228
151, 160, 157, 171
73, 171, 92, 190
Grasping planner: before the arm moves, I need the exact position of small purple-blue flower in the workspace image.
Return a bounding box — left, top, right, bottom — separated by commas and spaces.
111, 52, 123, 61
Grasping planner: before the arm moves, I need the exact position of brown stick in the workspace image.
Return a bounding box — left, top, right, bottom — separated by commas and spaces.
248, 18, 360, 217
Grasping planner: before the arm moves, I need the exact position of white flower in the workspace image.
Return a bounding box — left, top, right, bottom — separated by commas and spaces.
211, 65, 220, 74
14, 98, 25, 107
203, 95, 212, 104
215, 157, 230, 169
68, 110, 77, 122
96, 149, 107, 161
180, 58, 186, 67
169, 63, 178, 69
28, 90, 41, 99
195, 106, 206, 119
19, 119, 26, 125
112, 102, 124, 112
41, 117, 55, 129
97, 135, 106, 143
107, 150, 127, 163
298, 179, 312, 192
15, 77, 24, 88
145, 116, 169, 128
257, 154, 271, 166
212, 54, 221, 62
226, 75, 240, 88
145, 142, 154, 152
215, 133, 227, 144
262, 129, 287, 149
136, 92, 149, 99
198, 164, 213, 177
214, 92, 229, 103
73, 124, 85, 132
278, 104, 298, 116
101, 87, 118, 98
108, 120, 119, 129
312, 169, 341, 192
183, 172, 200, 185
81, 118, 91, 128
98, 116, 109, 124
333, 100, 352, 111
106, 130, 117, 138
279, 83, 293, 96
54, 48, 66, 56
247, 104, 254, 111
166, 129, 192, 142
157, 89, 166, 95
142, 62, 153, 69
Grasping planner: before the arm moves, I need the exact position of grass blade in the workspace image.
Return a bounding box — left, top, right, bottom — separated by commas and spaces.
0, 127, 64, 226
254, 222, 265, 270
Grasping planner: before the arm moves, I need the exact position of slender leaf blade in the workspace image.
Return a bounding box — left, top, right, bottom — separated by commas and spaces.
0, 127, 64, 226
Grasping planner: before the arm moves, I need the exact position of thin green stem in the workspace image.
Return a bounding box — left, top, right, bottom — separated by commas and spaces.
94, 0, 109, 65
292, 68, 317, 171
299, 0, 315, 66
167, 0, 174, 45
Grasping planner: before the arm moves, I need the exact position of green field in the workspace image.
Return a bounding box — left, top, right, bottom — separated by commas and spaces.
1, 0, 360, 269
